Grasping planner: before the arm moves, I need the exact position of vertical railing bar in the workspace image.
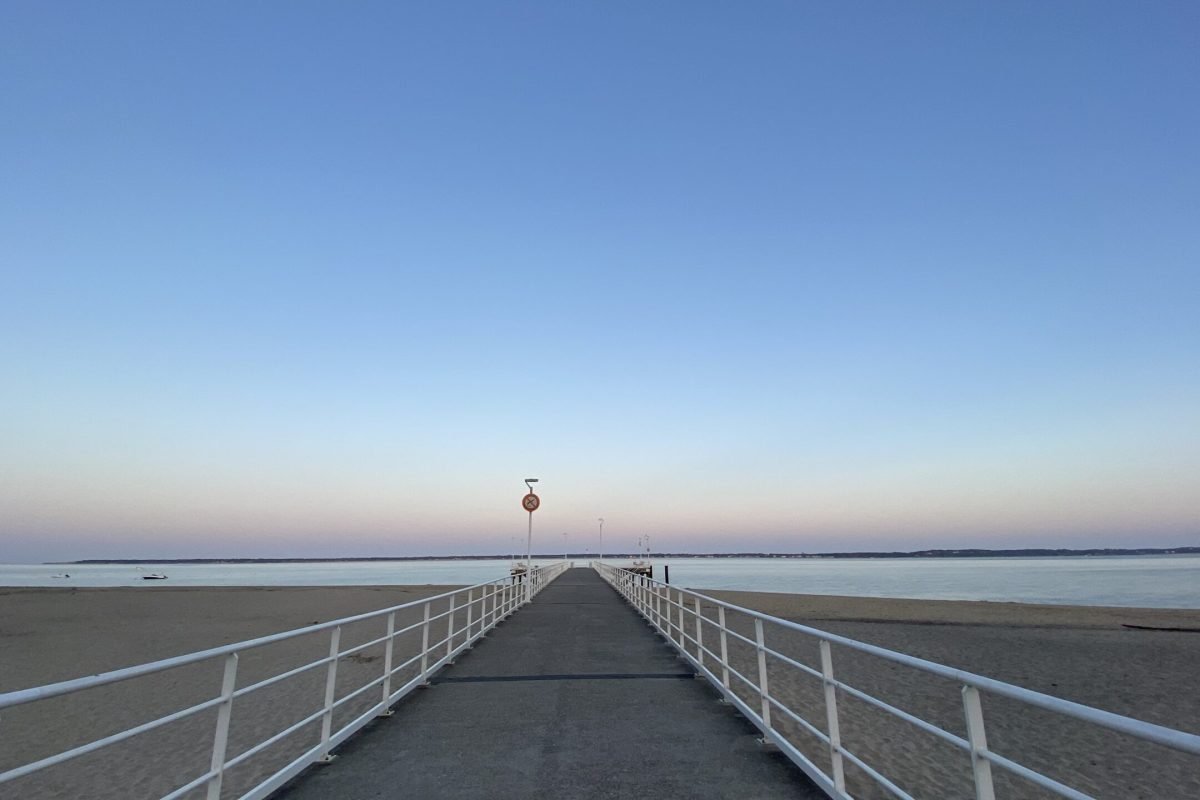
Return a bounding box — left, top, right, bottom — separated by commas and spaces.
378, 612, 395, 716
318, 626, 341, 762
694, 597, 704, 667
963, 685, 997, 800
419, 602, 431, 683
678, 590, 686, 651
820, 640, 846, 792
466, 587, 475, 641
718, 606, 730, 690
755, 618, 771, 730
446, 595, 457, 659
204, 652, 239, 800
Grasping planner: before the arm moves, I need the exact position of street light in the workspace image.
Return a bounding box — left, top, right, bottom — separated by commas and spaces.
562, 532, 568, 561
597, 517, 605, 563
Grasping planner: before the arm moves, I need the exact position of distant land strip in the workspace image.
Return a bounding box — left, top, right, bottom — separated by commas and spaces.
59, 546, 1200, 564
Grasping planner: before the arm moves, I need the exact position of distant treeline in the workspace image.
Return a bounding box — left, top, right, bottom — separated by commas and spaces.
64, 546, 1199, 564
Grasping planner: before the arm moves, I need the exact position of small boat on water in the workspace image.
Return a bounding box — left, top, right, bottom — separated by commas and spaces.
51, 573, 70, 579
141, 573, 168, 580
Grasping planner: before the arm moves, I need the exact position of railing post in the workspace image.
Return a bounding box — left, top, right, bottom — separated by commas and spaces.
670, 589, 679, 644
754, 618, 771, 730
962, 685, 996, 800
677, 590, 686, 649
318, 626, 341, 762
483, 584, 492, 629
446, 595, 457, 659
378, 612, 395, 716
819, 640, 846, 793
718, 606, 730, 690
205, 652, 239, 800
694, 597, 704, 667
420, 602, 432, 683
466, 587, 475, 640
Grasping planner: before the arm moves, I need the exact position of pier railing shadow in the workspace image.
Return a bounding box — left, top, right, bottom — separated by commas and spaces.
0, 562, 571, 800
594, 562, 1200, 800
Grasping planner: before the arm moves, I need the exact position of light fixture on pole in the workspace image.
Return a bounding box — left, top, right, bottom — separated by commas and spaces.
562, 531, 568, 561
597, 517, 605, 563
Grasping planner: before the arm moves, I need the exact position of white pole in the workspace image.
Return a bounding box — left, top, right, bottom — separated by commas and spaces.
523, 478, 539, 603
526, 509, 533, 603
598, 517, 604, 563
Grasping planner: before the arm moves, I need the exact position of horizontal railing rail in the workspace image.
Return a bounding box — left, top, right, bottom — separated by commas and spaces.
1, 561, 570, 799
593, 561, 1200, 800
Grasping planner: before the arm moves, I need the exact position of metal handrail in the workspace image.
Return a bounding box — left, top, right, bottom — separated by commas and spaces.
0, 561, 571, 799
593, 561, 1200, 800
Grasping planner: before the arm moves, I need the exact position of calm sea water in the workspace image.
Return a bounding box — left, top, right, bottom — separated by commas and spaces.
1, 555, 1197, 609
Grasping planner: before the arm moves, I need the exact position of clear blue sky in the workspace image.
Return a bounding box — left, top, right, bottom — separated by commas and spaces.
2, 2, 1197, 562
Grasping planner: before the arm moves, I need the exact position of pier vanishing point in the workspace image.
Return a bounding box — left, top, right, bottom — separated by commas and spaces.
276, 567, 817, 799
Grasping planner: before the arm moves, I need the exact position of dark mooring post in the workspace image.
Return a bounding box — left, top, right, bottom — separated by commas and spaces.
664, 564, 670, 584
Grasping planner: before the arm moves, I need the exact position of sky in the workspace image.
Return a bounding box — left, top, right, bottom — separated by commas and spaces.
1, 2, 1197, 562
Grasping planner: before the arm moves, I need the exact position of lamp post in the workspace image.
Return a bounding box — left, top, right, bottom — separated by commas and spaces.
522, 478, 539, 601
562, 532, 568, 561
597, 517, 605, 564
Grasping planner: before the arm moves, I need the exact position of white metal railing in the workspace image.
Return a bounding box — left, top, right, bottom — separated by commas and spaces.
0, 561, 570, 799
593, 562, 1200, 800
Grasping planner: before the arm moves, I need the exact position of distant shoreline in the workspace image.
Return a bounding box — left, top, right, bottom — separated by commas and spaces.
56, 546, 1199, 565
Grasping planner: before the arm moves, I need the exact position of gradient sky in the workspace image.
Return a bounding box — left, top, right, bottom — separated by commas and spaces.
2, 2, 1198, 562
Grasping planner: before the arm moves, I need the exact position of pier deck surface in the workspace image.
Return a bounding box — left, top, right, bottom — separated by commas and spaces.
277, 568, 821, 799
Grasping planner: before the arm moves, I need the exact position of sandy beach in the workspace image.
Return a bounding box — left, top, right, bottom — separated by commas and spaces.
1, 585, 464, 799
697, 589, 1200, 799
3, 584, 1198, 799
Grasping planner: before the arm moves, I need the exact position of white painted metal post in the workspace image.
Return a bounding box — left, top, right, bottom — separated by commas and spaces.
755, 618, 772, 729
379, 612, 395, 715
963, 685, 997, 800
419, 602, 431, 682
677, 590, 686, 648
205, 652, 239, 800
318, 626, 341, 762
672, 592, 681, 647
446, 595, 457, 659
718, 606, 730, 689
694, 597, 704, 667
819, 640, 846, 793
466, 587, 475, 640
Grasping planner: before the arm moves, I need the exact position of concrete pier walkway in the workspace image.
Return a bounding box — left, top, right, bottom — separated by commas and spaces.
277, 568, 822, 799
